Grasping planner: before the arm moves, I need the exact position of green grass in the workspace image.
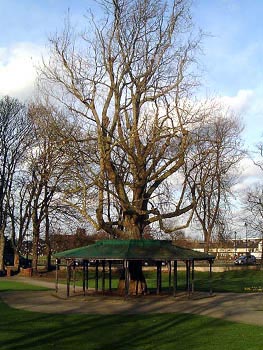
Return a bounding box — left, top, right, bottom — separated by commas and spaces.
198, 269, 263, 293
1, 279, 263, 349
0, 297, 263, 350
66, 268, 263, 293
0, 280, 50, 292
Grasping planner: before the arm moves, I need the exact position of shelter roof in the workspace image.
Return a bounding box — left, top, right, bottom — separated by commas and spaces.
55, 239, 214, 261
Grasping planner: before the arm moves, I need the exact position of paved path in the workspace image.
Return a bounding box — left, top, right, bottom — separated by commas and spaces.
1, 276, 263, 326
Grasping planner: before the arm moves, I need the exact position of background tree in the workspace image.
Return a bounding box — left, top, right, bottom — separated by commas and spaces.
243, 140, 263, 264
186, 111, 243, 252
7, 174, 34, 268
0, 96, 31, 272
243, 185, 263, 264
26, 102, 71, 272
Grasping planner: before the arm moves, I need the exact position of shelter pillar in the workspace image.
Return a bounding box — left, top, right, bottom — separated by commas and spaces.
73, 261, 76, 293
66, 259, 71, 298
83, 260, 88, 296
191, 260, 195, 294
109, 261, 112, 292
102, 260, 106, 294
95, 260, 99, 292
124, 259, 129, 296
86, 261, 89, 291
173, 260, 178, 297
156, 261, 162, 294
168, 261, 172, 293
185, 260, 191, 294
55, 259, 59, 293
209, 259, 213, 295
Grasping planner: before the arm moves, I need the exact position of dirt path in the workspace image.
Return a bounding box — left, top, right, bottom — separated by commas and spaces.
1, 276, 263, 326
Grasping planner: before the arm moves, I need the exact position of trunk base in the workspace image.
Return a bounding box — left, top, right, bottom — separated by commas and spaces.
118, 261, 148, 295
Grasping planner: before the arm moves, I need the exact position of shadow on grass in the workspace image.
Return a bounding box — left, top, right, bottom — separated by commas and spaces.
1, 298, 263, 350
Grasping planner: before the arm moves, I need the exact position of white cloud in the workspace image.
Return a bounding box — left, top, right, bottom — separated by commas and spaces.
240, 159, 262, 179
0, 43, 44, 100
219, 89, 254, 115
232, 157, 262, 194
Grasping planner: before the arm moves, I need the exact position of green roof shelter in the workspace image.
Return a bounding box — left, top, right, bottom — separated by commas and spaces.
54, 239, 215, 298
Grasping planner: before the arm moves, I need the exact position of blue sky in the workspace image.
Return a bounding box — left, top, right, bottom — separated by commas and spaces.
0, 0, 97, 46
194, 0, 263, 95
193, 1, 263, 158
0, 0, 263, 192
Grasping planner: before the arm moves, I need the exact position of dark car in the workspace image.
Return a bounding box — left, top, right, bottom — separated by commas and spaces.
234, 255, 256, 265
4, 254, 32, 268
19, 256, 32, 268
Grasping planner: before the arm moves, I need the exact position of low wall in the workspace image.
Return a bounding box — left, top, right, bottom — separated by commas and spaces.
19, 267, 33, 277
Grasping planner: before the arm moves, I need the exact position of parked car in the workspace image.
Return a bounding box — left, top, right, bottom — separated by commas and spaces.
234, 255, 256, 265
4, 254, 32, 268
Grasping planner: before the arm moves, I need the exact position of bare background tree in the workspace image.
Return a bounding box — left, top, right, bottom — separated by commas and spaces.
25, 102, 73, 272
7, 173, 34, 269
243, 140, 263, 265
243, 185, 263, 263
0, 95, 95, 273
187, 111, 243, 252
0, 96, 31, 272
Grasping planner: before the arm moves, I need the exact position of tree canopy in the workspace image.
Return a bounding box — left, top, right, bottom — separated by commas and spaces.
40, 0, 206, 239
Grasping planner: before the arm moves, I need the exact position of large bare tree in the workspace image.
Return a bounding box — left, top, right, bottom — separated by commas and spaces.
40, 0, 204, 242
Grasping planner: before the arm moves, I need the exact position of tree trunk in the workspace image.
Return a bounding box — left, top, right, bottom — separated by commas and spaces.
0, 232, 5, 271
32, 223, 40, 274
44, 211, 52, 271
13, 249, 20, 269
260, 235, 263, 270
44, 243, 52, 271
123, 213, 145, 239
118, 260, 147, 295
117, 214, 148, 294
204, 228, 212, 254
44, 183, 52, 271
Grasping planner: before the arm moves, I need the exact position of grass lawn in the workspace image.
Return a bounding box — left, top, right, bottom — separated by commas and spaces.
63, 268, 263, 293
0, 280, 50, 292
1, 279, 263, 350
197, 269, 263, 293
